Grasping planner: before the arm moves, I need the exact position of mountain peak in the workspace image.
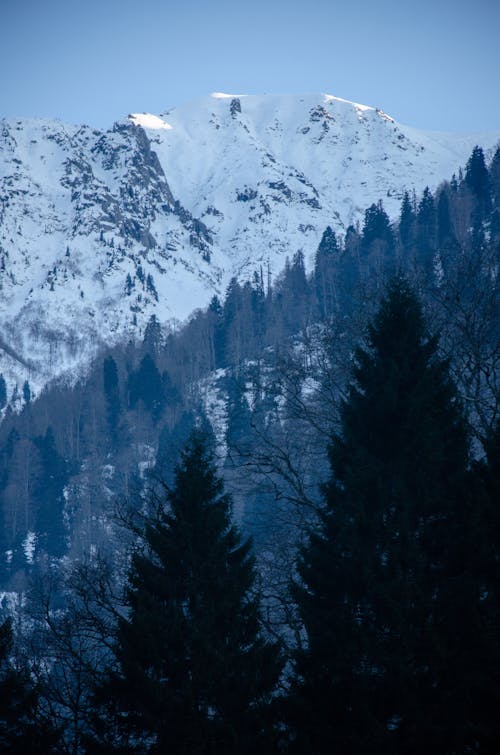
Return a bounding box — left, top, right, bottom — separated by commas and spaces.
1, 94, 499, 400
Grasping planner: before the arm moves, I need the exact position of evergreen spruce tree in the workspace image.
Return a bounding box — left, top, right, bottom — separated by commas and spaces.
465, 421, 500, 749
0, 374, 7, 410
314, 226, 339, 320
290, 278, 487, 754
361, 202, 393, 253
398, 190, 416, 253
143, 314, 162, 356
103, 355, 121, 444
22, 381, 31, 404
250, 270, 266, 354
465, 145, 492, 216
436, 188, 454, 248
207, 294, 225, 368
0, 618, 59, 753
279, 251, 310, 334
225, 374, 253, 460
489, 146, 500, 208
128, 354, 165, 421
154, 410, 196, 486
33, 426, 71, 558
416, 186, 436, 274
436, 188, 459, 270
89, 431, 282, 754
360, 201, 395, 281
337, 225, 361, 311
489, 146, 500, 243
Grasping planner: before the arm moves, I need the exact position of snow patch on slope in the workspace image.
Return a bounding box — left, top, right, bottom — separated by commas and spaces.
129, 113, 172, 130
0, 93, 498, 401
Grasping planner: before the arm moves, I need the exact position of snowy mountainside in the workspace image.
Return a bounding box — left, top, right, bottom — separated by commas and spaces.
0, 92, 498, 399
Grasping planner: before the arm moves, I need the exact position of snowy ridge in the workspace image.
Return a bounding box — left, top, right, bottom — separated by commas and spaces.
0, 92, 498, 400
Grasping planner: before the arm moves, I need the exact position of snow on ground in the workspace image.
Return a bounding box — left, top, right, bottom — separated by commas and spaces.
0, 93, 498, 399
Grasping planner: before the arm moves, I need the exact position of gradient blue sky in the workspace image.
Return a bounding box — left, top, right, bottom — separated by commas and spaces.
1, 0, 499, 132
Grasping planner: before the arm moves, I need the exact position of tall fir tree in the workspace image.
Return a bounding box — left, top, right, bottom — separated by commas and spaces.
0, 374, 7, 410
33, 426, 71, 558
89, 431, 283, 754
314, 226, 339, 320
128, 354, 165, 421
398, 190, 416, 253
360, 201, 395, 283
416, 186, 436, 274
290, 278, 493, 753
465, 145, 492, 216
436, 187, 454, 248
103, 355, 121, 445
0, 618, 59, 753
464, 420, 500, 750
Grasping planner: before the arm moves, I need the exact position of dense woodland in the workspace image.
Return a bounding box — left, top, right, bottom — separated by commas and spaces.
0, 145, 499, 752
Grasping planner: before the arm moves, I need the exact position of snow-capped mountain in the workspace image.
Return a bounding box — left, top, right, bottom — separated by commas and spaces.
1, 92, 498, 398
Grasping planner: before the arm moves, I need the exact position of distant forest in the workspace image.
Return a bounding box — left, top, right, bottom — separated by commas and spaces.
0, 144, 499, 753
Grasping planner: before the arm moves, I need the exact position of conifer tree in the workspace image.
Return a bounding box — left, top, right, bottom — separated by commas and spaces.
290, 278, 488, 753
128, 354, 165, 421
314, 226, 339, 320
250, 270, 266, 353
143, 314, 162, 356
416, 185, 436, 273
337, 225, 361, 310
360, 201, 395, 282
222, 277, 247, 366
154, 410, 196, 486
464, 421, 500, 749
22, 381, 31, 404
398, 190, 416, 252
465, 145, 492, 215
488, 146, 500, 242
437, 188, 454, 248
207, 294, 225, 368
103, 355, 121, 444
278, 251, 310, 334
33, 426, 71, 558
0, 374, 7, 410
225, 374, 253, 460
0, 618, 59, 753
489, 146, 500, 207
89, 431, 282, 754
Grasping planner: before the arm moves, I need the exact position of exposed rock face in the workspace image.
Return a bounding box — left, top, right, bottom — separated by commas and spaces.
0, 92, 498, 397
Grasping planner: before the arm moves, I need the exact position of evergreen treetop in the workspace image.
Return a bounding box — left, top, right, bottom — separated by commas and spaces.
290, 277, 483, 754
465, 145, 491, 211
0, 618, 59, 753
90, 431, 282, 754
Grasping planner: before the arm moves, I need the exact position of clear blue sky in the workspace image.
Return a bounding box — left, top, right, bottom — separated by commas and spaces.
1, 0, 499, 132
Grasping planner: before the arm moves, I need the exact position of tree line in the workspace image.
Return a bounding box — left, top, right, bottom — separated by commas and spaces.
0, 144, 498, 581
1, 277, 499, 752
0, 144, 498, 750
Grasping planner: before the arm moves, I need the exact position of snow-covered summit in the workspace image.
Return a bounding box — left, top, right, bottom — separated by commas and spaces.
0, 92, 498, 399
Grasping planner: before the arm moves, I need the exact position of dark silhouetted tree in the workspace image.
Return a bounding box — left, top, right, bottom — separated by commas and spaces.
465, 145, 492, 216
90, 432, 283, 754
416, 185, 436, 273
22, 381, 30, 404
0, 374, 7, 410
290, 278, 491, 754
128, 354, 165, 421
33, 426, 71, 558
103, 356, 121, 444
143, 314, 162, 356
361, 201, 394, 281
398, 190, 416, 253
314, 226, 339, 320
0, 617, 59, 753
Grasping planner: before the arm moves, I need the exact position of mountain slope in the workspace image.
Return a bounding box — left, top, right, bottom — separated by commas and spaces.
0, 92, 498, 398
